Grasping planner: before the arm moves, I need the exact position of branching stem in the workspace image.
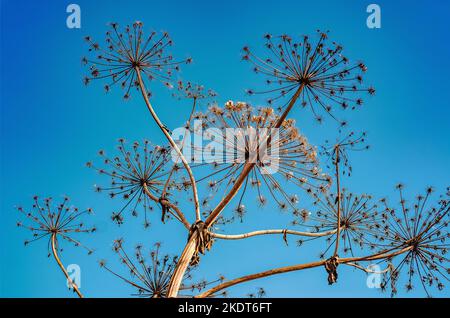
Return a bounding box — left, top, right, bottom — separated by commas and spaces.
168, 84, 305, 297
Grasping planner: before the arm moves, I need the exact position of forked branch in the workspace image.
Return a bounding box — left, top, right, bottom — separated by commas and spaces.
168, 85, 305, 297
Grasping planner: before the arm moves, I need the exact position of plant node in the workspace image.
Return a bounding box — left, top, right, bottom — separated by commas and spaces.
188, 220, 213, 266
324, 256, 339, 285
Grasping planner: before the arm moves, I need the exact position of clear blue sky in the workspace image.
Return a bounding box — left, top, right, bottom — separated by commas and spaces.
1, 0, 449, 297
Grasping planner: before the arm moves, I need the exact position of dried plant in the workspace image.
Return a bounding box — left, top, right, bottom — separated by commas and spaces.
83, 22, 201, 225
99, 240, 226, 298
243, 31, 375, 124
376, 186, 449, 297
173, 81, 218, 101
86, 139, 185, 228
82, 22, 191, 99
295, 189, 382, 257
182, 101, 331, 222
17, 22, 448, 298
16, 196, 95, 297
247, 287, 267, 298
321, 131, 369, 176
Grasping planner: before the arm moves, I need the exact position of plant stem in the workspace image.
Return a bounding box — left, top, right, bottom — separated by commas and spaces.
162, 97, 197, 198
210, 228, 336, 240
166, 232, 198, 297
50, 234, 83, 298
168, 85, 305, 298
195, 246, 412, 298
333, 145, 341, 257
135, 68, 201, 221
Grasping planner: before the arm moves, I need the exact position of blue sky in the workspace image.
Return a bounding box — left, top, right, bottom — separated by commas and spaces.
1, 0, 449, 297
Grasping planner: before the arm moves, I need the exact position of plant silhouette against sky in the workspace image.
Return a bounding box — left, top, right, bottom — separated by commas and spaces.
17, 22, 449, 298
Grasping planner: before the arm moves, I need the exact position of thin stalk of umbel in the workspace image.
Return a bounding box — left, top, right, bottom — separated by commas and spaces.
161, 97, 197, 198
50, 234, 83, 298
333, 145, 341, 257
135, 67, 201, 222
167, 84, 305, 297
195, 246, 412, 298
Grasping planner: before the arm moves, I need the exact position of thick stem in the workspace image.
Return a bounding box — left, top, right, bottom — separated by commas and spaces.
210, 228, 336, 240
196, 246, 412, 298
50, 234, 83, 298
166, 232, 198, 297
135, 68, 201, 221
333, 145, 341, 257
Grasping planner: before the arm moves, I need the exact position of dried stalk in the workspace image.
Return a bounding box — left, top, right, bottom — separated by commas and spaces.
210, 228, 336, 240
196, 246, 412, 298
167, 85, 305, 297
166, 232, 198, 297
333, 145, 341, 256
204, 84, 305, 228
162, 97, 197, 198
135, 67, 201, 221
50, 234, 83, 298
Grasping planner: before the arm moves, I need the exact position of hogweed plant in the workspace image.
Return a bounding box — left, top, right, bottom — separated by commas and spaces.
16, 196, 95, 298
17, 22, 448, 298
99, 240, 226, 298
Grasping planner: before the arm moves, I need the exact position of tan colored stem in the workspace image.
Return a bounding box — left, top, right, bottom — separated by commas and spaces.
162, 97, 197, 197
333, 145, 341, 256
166, 232, 198, 297
210, 228, 336, 240
143, 184, 190, 230
196, 246, 412, 297
50, 234, 83, 298
135, 68, 201, 221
